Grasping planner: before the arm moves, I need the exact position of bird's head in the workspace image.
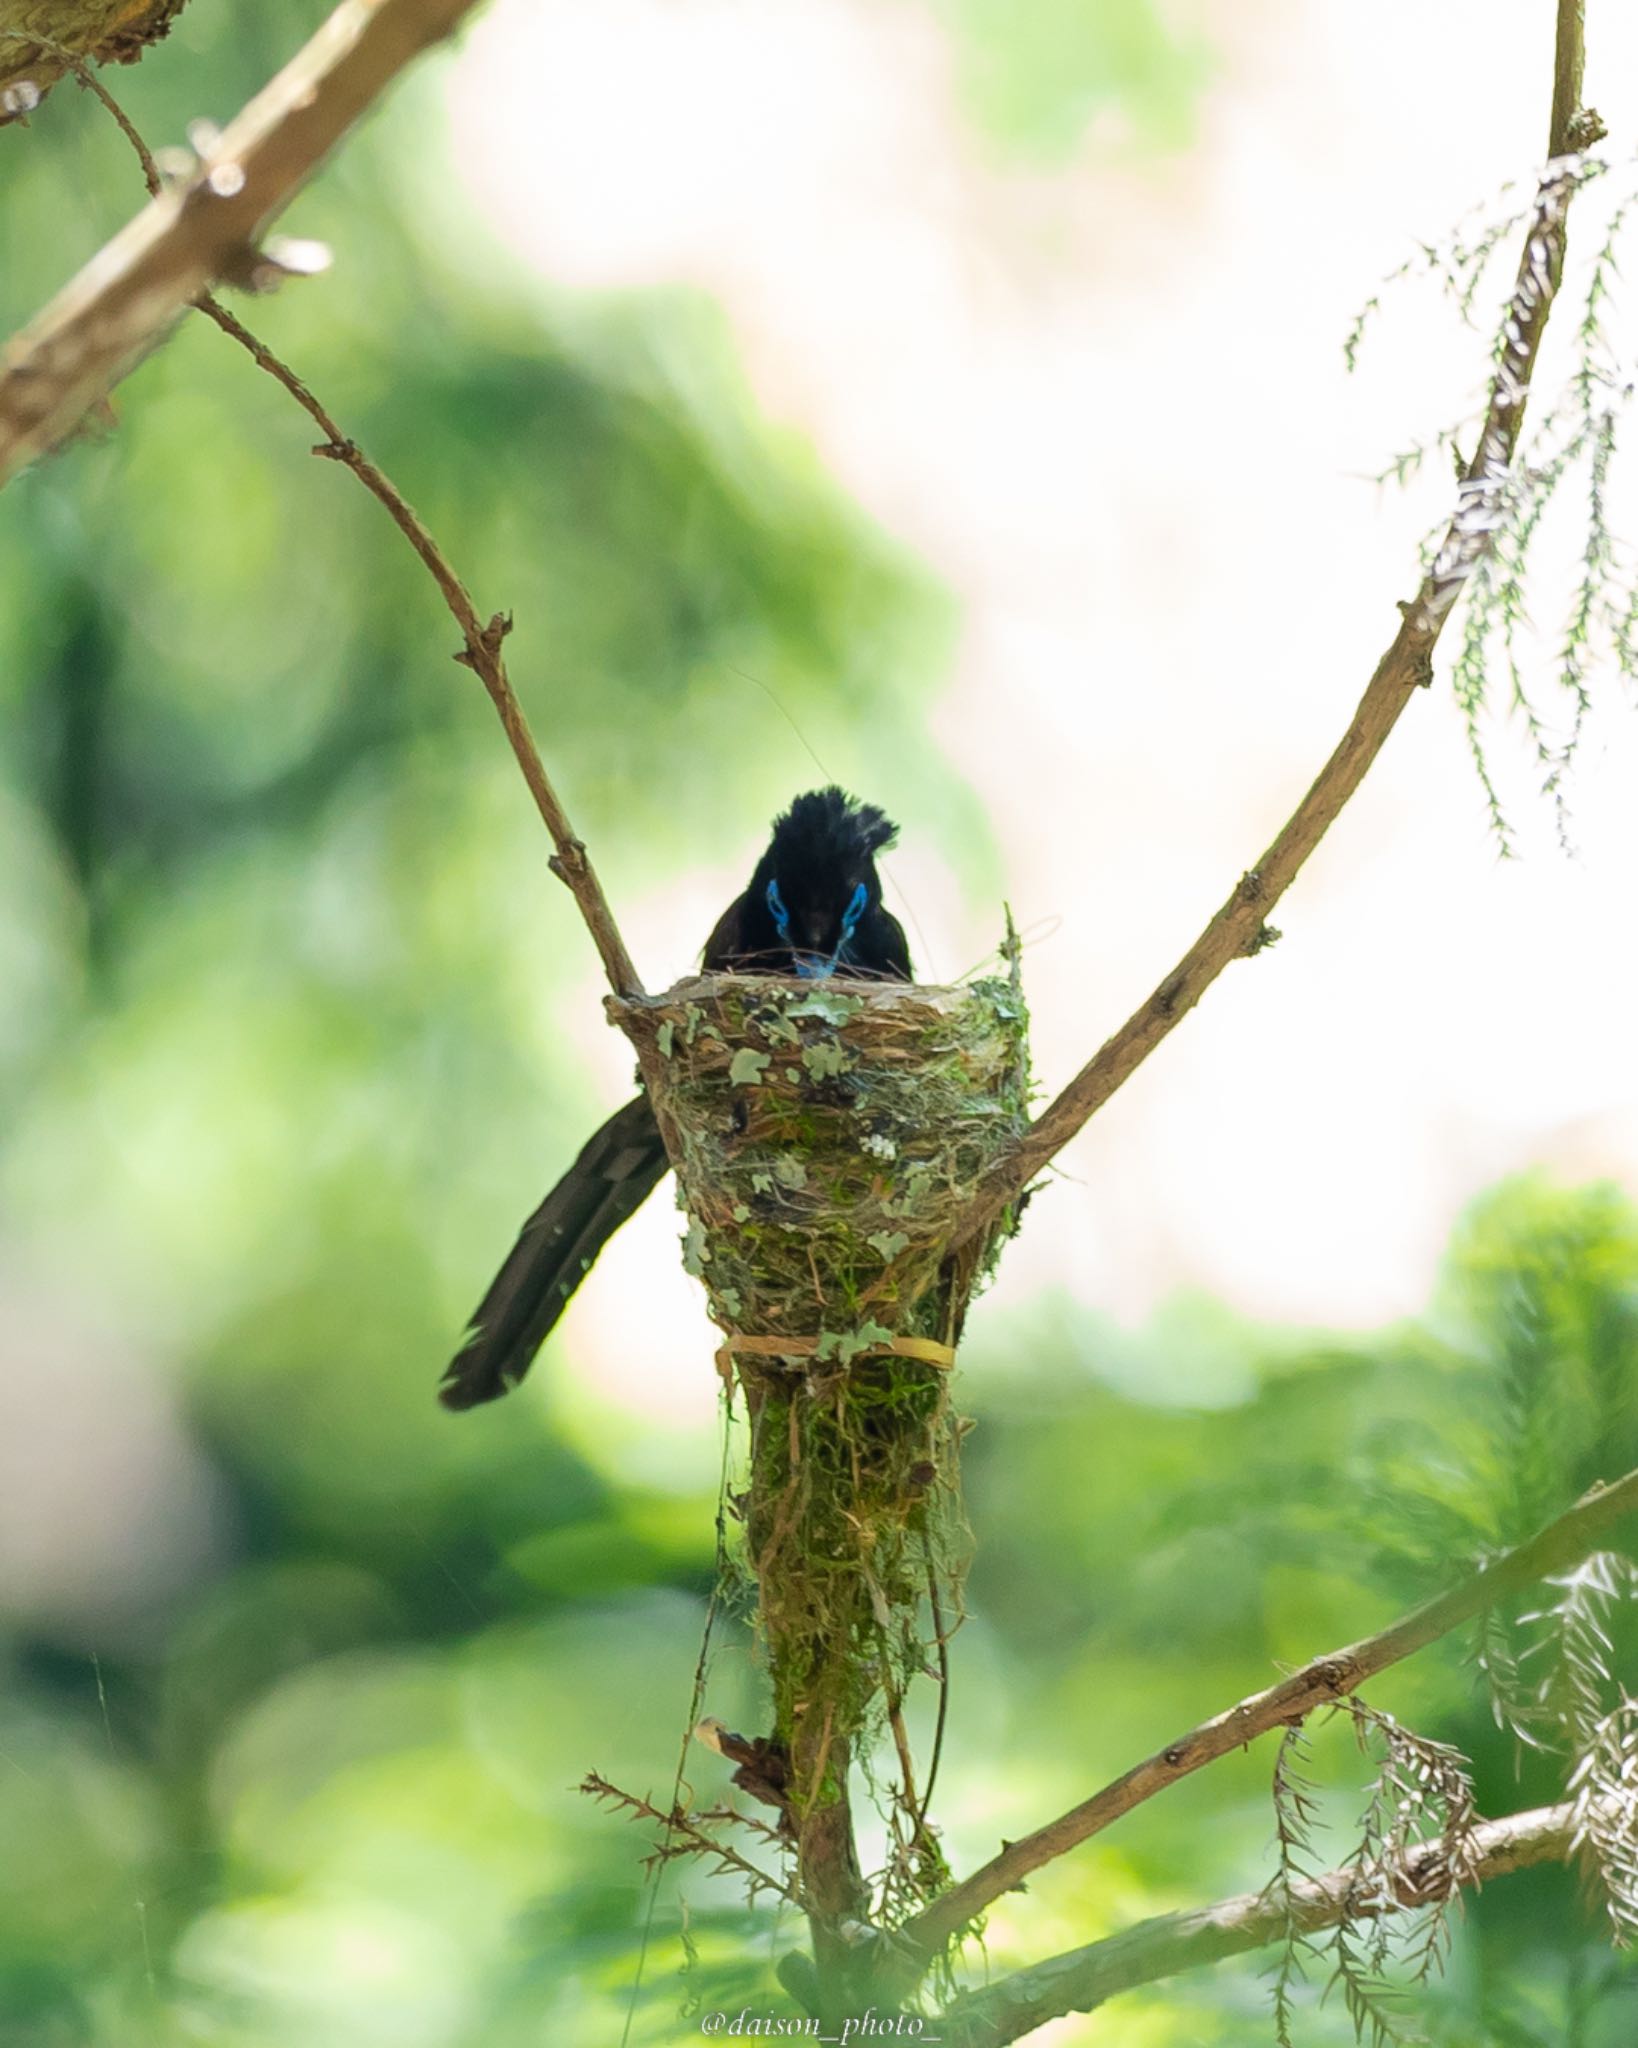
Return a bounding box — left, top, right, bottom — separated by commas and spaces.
750, 786, 899, 978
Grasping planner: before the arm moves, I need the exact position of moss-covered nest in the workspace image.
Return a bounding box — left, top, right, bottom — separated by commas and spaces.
608, 969, 1029, 1903
610, 971, 1029, 1357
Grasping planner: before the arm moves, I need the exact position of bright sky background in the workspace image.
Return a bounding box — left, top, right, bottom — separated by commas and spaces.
444, 0, 1638, 1458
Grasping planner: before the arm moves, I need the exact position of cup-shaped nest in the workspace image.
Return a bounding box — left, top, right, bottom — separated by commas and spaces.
608, 972, 1030, 1362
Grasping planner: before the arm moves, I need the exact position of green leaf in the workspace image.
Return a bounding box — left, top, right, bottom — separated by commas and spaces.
787, 991, 863, 1024
802, 1040, 851, 1080
819, 1318, 898, 1365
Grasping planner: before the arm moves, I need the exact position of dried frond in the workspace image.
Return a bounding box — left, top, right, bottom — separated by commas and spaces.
1468, 1526, 1638, 1782
693, 1802, 791, 1848
1342, 166, 1577, 372
1472, 1597, 1552, 1757
1518, 1550, 1638, 1754
1259, 1704, 1483, 2045
1324, 1700, 1482, 2041
1352, 151, 1638, 842
580, 1772, 798, 1906
1370, 421, 1481, 490
1264, 1722, 1326, 2046
1568, 1696, 1638, 1944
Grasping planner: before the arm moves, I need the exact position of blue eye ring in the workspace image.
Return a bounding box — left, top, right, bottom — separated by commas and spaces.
765, 878, 791, 935
841, 881, 867, 936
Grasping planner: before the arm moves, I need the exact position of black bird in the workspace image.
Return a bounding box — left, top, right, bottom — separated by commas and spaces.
439, 787, 912, 1410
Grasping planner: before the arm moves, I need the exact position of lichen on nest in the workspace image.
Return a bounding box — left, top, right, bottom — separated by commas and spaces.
609, 971, 1030, 1360
608, 968, 1030, 1906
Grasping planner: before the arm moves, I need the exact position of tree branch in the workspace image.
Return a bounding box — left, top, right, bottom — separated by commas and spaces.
0, 0, 487, 485
887, 1465, 1638, 1982
938, 1801, 1576, 2048
946, 0, 1602, 1256
1550, 0, 1587, 160
204, 298, 644, 997
20, 31, 645, 1001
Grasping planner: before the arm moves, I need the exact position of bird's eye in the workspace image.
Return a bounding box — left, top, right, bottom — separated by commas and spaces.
765, 878, 791, 934
841, 881, 867, 935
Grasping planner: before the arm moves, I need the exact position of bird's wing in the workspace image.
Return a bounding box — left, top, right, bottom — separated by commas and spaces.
870, 904, 913, 979
702, 890, 750, 972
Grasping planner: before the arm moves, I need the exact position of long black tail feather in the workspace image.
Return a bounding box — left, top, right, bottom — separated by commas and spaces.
439, 1095, 670, 1410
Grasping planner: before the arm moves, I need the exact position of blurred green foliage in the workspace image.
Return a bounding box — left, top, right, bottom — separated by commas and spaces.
0, 6, 1634, 2048
932, 0, 1210, 161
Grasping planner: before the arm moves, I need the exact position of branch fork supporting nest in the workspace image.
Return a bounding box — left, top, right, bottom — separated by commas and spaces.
608, 970, 1029, 1965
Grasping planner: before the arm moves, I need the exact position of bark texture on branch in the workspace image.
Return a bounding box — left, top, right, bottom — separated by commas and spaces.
0, 0, 486, 485
0, 0, 188, 117
940, 1802, 1576, 2048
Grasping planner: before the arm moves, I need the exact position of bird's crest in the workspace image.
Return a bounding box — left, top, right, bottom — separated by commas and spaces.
769, 786, 899, 870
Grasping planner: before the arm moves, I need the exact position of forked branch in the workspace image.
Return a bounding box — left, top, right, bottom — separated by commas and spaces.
939, 1801, 1577, 2048
886, 1465, 1638, 1984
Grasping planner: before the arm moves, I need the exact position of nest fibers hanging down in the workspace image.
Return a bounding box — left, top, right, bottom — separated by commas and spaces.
607, 968, 1030, 1862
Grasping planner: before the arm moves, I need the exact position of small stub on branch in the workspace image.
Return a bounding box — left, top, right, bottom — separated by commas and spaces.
453, 609, 513, 672
217, 234, 333, 294
547, 837, 588, 886
1566, 107, 1607, 152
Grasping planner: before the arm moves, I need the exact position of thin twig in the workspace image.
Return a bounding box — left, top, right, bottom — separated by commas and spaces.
921, 1548, 952, 1824
1550, 0, 1587, 162
31, 51, 645, 1001
4, 34, 165, 192
937, 1802, 1578, 2048
581, 1772, 799, 1906
946, 0, 1602, 1255
884, 1689, 925, 1840
203, 302, 642, 995
886, 1465, 1638, 1985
